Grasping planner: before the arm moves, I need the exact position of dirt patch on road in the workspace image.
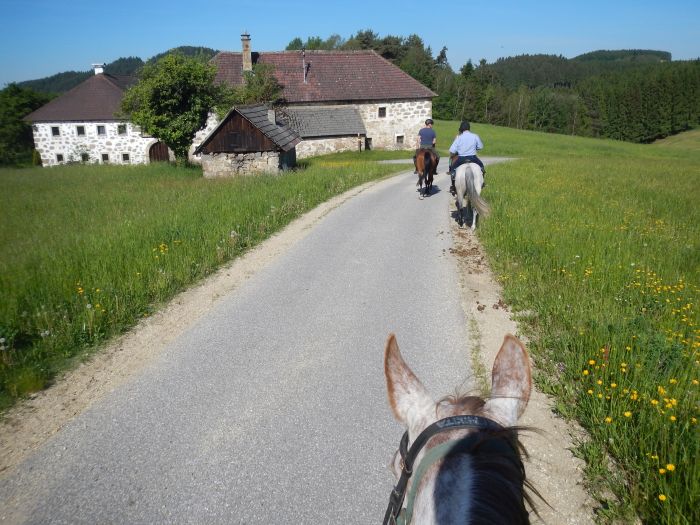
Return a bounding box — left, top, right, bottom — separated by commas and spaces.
449, 220, 596, 524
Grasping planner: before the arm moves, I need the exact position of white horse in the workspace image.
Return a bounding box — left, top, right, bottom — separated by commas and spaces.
454, 163, 490, 230
383, 333, 535, 525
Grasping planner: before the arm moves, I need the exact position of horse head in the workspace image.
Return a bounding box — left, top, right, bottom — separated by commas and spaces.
383, 333, 533, 524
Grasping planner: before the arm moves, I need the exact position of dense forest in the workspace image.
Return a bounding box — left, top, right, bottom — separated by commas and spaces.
2, 34, 698, 166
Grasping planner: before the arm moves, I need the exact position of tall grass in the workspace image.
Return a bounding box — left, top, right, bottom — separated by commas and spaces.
473, 128, 699, 523
0, 159, 404, 410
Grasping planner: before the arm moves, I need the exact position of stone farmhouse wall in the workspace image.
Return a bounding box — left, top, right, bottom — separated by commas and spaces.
32, 122, 157, 167
188, 97, 431, 163
296, 136, 361, 159
356, 99, 432, 150
200, 151, 281, 178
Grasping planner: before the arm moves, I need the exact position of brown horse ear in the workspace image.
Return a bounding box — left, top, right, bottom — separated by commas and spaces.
384, 334, 434, 435
483, 335, 531, 426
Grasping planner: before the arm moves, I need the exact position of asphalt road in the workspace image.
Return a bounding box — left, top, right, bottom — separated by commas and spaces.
0, 169, 475, 524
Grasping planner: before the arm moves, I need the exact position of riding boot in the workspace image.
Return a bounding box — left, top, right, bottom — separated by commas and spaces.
450, 174, 456, 195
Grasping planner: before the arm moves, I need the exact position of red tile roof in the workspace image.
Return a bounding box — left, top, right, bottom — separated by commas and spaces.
213, 50, 436, 103
25, 74, 135, 122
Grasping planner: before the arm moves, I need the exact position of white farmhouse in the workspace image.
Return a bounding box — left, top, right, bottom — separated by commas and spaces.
25, 65, 171, 166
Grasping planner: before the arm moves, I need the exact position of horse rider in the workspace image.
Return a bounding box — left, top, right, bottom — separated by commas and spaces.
448, 121, 486, 194
413, 118, 440, 174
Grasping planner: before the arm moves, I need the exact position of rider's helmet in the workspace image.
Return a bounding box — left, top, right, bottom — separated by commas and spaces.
459, 121, 471, 132
425, 118, 434, 126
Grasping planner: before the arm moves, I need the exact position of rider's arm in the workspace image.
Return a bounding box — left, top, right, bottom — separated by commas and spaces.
476, 135, 484, 151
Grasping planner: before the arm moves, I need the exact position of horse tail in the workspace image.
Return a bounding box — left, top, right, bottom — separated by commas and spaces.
466, 165, 491, 217
423, 151, 432, 177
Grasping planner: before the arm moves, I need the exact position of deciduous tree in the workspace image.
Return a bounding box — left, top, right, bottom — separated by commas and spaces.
120, 53, 228, 164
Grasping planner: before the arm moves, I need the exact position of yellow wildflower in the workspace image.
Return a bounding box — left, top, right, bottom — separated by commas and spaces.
658, 494, 667, 502
604, 417, 612, 423
666, 464, 675, 471
659, 468, 666, 474
624, 411, 632, 418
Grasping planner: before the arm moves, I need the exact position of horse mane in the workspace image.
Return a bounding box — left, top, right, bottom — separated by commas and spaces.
432, 394, 543, 524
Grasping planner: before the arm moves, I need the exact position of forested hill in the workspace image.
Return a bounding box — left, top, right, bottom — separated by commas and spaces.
488, 49, 672, 89
17, 47, 218, 94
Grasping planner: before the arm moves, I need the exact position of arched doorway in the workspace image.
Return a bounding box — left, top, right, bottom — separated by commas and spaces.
148, 142, 169, 162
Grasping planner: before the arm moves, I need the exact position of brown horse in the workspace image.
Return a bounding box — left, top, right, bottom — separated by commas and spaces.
383, 333, 539, 524
415, 148, 438, 199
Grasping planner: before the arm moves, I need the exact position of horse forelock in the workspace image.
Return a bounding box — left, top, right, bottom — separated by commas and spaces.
425, 428, 532, 525
410, 392, 534, 525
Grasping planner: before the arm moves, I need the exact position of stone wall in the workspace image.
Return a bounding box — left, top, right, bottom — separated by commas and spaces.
200, 151, 282, 178
296, 136, 362, 159
189, 113, 220, 163
355, 99, 432, 150
32, 122, 157, 166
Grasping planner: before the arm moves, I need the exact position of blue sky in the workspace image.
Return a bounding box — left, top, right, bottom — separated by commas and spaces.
1, 0, 698, 86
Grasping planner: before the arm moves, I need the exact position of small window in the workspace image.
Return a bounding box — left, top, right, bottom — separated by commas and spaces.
396, 135, 404, 145
117, 124, 127, 135
97, 125, 106, 135
56, 154, 64, 162
76, 126, 85, 136
122, 153, 130, 162
101, 154, 109, 163
81, 153, 89, 162
378, 107, 387, 118
51, 126, 60, 136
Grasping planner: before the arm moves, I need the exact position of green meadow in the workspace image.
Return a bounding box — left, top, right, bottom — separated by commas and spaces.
0, 159, 404, 408
461, 122, 698, 524
1, 124, 698, 523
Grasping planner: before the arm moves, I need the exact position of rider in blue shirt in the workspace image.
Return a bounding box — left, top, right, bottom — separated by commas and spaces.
413, 119, 439, 174
448, 121, 486, 193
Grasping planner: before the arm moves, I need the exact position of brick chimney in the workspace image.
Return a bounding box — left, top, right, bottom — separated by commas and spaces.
92, 63, 105, 75
241, 33, 252, 72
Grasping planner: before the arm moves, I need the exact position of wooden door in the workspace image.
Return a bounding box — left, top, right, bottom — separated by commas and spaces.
149, 142, 169, 162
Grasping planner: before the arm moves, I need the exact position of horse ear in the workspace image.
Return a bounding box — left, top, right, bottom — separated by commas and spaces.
384, 333, 434, 434
483, 335, 531, 427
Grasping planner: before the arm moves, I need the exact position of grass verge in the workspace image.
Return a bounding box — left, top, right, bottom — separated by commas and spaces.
473, 127, 699, 523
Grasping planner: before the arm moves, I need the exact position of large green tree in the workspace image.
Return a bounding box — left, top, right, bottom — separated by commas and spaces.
120, 53, 227, 164
0, 84, 53, 166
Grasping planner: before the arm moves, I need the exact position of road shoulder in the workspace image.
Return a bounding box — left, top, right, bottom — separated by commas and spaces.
450, 221, 597, 524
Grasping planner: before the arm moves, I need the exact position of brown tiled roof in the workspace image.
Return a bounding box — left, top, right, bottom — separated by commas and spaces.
24, 74, 136, 122
212, 50, 436, 103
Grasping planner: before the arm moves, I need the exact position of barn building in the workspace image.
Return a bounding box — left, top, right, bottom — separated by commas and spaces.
194, 33, 436, 159
194, 104, 300, 177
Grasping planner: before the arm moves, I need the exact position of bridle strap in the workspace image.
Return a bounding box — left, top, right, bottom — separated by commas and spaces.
382, 415, 504, 525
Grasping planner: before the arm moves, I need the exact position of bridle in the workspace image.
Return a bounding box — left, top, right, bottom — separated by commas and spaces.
382, 414, 507, 525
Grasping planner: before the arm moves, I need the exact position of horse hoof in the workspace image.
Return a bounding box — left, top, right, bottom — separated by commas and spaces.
419, 195, 424, 200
